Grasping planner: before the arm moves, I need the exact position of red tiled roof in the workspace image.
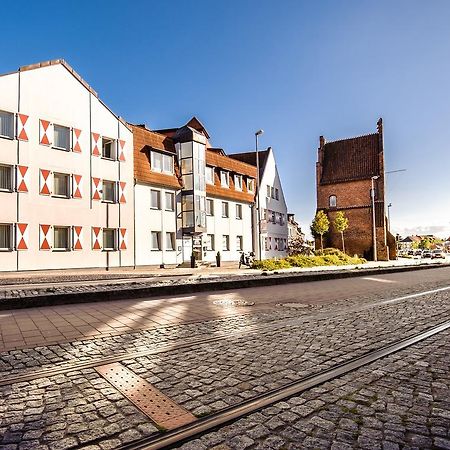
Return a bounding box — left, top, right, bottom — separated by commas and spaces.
320, 133, 380, 184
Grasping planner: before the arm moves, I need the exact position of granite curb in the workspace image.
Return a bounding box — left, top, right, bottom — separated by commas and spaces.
0, 263, 449, 310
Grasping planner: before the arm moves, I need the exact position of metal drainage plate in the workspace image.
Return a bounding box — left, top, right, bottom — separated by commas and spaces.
278, 302, 309, 308
96, 363, 196, 430
213, 299, 255, 307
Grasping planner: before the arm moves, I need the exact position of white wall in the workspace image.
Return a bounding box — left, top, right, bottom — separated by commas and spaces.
0, 64, 134, 271
258, 149, 289, 259
135, 184, 181, 266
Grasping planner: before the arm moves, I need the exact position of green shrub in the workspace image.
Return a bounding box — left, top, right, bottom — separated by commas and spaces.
252, 248, 366, 270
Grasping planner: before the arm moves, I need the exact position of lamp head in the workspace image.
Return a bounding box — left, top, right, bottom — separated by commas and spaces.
255, 129, 264, 136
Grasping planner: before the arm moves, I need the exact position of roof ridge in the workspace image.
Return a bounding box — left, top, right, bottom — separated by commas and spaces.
324, 132, 379, 145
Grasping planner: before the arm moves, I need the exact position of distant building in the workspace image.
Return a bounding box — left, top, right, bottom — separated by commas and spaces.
230, 148, 289, 259
315, 118, 396, 260
398, 235, 422, 251
287, 213, 304, 241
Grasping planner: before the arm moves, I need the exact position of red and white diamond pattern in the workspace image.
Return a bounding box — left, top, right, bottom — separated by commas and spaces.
73, 226, 83, 250
39, 224, 52, 250
16, 223, 29, 251
39, 119, 52, 146
16, 165, 29, 193
39, 169, 52, 195
119, 181, 126, 203
119, 228, 127, 250
92, 177, 101, 201
72, 174, 82, 199
118, 140, 126, 162
92, 227, 102, 250
17, 114, 29, 141
92, 133, 101, 156
72, 128, 82, 153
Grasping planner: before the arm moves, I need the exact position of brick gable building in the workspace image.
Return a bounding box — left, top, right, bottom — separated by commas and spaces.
316, 118, 396, 260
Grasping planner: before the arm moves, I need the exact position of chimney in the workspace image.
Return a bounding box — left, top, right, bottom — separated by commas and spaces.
377, 118, 383, 134
319, 136, 326, 148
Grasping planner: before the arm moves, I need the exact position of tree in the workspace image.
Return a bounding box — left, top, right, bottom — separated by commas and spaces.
334, 211, 349, 254
311, 210, 330, 253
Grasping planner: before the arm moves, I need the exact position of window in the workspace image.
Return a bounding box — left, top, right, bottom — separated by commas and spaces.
206, 234, 215, 251
0, 165, 13, 191
222, 235, 230, 251
206, 166, 214, 184
267, 185, 271, 197
150, 190, 161, 209
151, 152, 173, 174
247, 179, 255, 192
165, 192, 174, 211
234, 175, 242, 191
220, 171, 229, 188
275, 188, 279, 200
206, 198, 214, 216
265, 237, 270, 251
236, 204, 242, 219
102, 180, 116, 203
280, 214, 285, 226
102, 138, 116, 159
53, 226, 70, 251
329, 195, 337, 208
165, 232, 175, 250
53, 125, 70, 151
163, 154, 173, 174
103, 228, 117, 251
271, 187, 275, 199
222, 201, 229, 218
236, 235, 243, 251
272, 211, 276, 223
53, 173, 70, 198
151, 231, 161, 250
0, 111, 14, 139
0, 224, 13, 251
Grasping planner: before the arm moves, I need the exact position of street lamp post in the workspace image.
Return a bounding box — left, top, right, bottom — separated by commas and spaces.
371, 175, 380, 262
387, 202, 392, 232
255, 129, 264, 260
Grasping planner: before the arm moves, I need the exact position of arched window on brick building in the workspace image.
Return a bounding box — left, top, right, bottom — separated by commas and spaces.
329, 195, 337, 208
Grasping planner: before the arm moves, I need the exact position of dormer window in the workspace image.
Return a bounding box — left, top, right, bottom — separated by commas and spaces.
234, 175, 243, 191
151, 151, 173, 174
329, 195, 337, 208
247, 179, 255, 193
220, 171, 229, 188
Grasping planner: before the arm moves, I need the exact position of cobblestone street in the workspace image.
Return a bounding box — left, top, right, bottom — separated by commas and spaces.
1, 267, 450, 449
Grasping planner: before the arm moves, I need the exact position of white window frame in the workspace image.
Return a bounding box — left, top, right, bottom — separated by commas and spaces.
236, 204, 243, 220
53, 226, 71, 251
206, 234, 215, 251
102, 180, 117, 203
53, 124, 71, 152
206, 166, 214, 185
222, 234, 230, 251
267, 185, 271, 197
164, 192, 175, 211
150, 189, 161, 210
0, 223, 13, 251
162, 154, 174, 174
0, 110, 15, 140
220, 171, 229, 188
329, 195, 337, 208
151, 231, 161, 251
103, 228, 117, 251
0, 164, 14, 192
53, 172, 71, 199
247, 178, 255, 193
102, 137, 116, 160
206, 198, 214, 216
236, 235, 243, 251
234, 175, 243, 191
165, 232, 175, 251
222, 201, 229, 218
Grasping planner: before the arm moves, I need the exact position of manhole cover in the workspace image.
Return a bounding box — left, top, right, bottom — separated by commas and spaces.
278, 303, 309, 308
213, 299, 255, 307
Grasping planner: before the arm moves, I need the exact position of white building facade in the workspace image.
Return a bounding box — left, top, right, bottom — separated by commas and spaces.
230, 148, 289, 260
0, 60, 134, 271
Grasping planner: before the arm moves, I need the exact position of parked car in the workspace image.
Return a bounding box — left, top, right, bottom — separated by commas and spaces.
422, 250, 432, 258
407, 250, 414, 256
414, 249, 423, 257
431, 249, 446, 259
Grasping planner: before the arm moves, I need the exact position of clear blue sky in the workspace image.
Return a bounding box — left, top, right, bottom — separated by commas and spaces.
3, 0, 450, 238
